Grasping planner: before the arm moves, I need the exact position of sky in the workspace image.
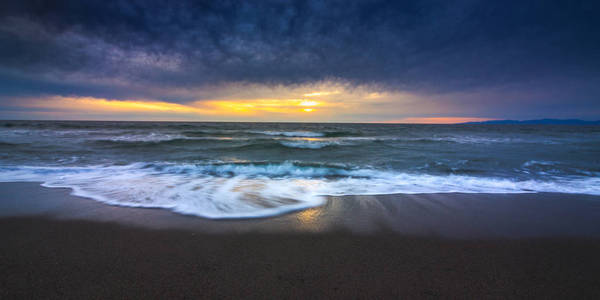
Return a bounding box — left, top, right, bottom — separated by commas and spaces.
0, 0, 599, 123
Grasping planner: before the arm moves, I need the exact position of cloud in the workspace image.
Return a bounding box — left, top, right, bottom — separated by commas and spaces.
0, 0, 599, 120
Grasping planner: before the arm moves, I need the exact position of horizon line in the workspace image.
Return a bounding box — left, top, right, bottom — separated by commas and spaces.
1, 118, 599, 125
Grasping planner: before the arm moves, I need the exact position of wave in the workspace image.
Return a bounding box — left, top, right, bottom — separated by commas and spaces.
90, 138, 193, 147
424, 136, 564, 145
372, 135, 563, 145
89, 132, 361, 149
1, 162, 599, 219
249, 130, 359, 138
214, 138, 356, 151
91, 137, 355, 151
522, 160, 556, 167
520, 160, 598, 177
181, 130, 236, 137
248, 130, 325, 137
89, 136, 246, 148
279, 140, 350, 149
100, 133, 189, 142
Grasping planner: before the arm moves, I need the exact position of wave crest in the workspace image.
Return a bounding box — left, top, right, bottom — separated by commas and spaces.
248, 130, 325, 137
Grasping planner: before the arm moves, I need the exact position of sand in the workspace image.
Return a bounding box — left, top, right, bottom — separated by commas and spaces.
1, 182, 600, 298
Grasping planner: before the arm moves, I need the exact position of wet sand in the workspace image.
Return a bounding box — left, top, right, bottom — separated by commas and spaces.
1, 182, 600, 298
2, 182, 600, 237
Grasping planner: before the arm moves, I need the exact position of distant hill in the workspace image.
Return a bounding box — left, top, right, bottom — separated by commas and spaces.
462, 119, 600, 125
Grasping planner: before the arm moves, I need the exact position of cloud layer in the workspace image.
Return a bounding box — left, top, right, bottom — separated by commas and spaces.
0, 0, 599, 120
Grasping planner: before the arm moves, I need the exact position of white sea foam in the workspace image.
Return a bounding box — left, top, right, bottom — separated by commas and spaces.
103, 133, 188, 142
522, 160, 557, 167
1, 162, 599, 219
279, 139, 346, 149
0, 164, 324, 218
249, 131, 325, 137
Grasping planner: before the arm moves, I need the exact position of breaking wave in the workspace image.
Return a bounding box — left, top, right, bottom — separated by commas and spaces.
1, 162, 598, 219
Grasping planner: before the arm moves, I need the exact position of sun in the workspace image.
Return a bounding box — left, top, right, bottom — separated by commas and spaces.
299, 100, 318, 112
299, 100, 319, 106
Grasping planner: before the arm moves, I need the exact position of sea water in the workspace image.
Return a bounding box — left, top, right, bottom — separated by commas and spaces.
0, 121, 598, 218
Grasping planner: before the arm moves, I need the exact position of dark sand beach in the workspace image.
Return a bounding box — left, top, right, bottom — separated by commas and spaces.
2, 182, 600, 298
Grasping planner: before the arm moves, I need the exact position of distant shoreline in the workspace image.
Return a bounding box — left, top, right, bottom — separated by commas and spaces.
461, 118, 600, 125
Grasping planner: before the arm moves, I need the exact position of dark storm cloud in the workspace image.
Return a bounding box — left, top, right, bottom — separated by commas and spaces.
0, 0, 599, 105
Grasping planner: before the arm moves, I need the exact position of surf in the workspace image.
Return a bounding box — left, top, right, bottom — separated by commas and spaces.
1, 162, 599, 219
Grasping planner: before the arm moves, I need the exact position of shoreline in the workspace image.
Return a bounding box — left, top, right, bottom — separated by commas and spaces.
2, 182, 600, 298
2, 182, 600, 238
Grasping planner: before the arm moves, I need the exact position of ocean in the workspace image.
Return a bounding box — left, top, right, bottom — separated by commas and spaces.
0, 121, 599, 218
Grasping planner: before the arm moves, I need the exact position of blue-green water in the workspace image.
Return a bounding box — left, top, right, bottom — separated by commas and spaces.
1, 121, 599, 218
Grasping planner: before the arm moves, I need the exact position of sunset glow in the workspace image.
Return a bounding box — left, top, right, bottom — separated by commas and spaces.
196, 98, 329, 116
15, 93, 346, 120
10, 87, 494, 123
299, 101, 319, 107
22, 96, 209, 114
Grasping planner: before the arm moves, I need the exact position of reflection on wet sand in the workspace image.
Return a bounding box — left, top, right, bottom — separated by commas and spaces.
294, 207, 324, 231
